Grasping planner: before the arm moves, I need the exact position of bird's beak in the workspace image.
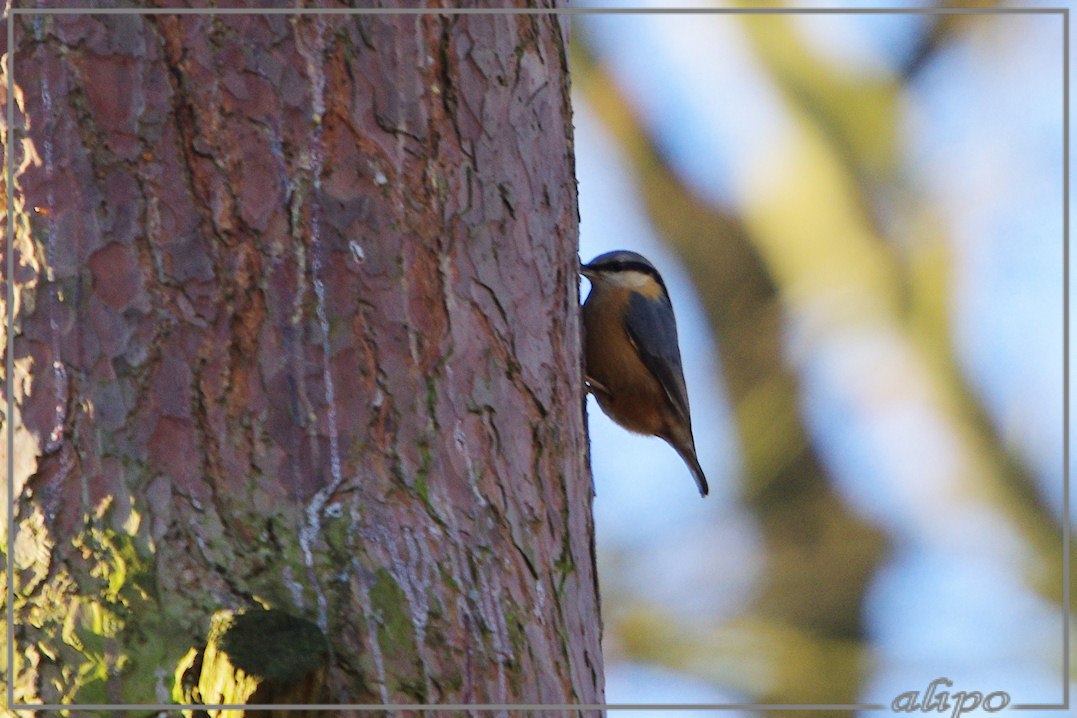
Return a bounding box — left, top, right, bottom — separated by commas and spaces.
579, 260, 595, 279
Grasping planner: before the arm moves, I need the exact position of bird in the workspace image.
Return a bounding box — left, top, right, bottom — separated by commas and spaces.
580, 250, 708, 497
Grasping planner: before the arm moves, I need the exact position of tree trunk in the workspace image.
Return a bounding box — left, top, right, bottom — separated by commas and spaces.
2, 5, 602, 711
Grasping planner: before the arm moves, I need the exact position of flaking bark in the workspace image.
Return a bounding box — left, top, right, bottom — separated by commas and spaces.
2, 4, 602, 711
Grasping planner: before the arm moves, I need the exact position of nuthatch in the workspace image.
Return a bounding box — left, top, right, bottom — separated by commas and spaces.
580, 250, 709, 497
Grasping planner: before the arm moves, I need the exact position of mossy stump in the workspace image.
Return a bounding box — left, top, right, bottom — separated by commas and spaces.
175, 608, 329, 717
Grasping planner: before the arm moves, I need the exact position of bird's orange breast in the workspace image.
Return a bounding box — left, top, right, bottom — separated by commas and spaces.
582, 286, 668, 436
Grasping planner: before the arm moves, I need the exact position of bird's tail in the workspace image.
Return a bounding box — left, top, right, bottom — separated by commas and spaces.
673, 442, 709, 498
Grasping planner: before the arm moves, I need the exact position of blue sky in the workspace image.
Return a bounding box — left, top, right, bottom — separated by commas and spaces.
573, 3, 1070, 711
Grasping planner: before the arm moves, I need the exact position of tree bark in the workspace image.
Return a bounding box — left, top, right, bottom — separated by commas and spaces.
2, 4, 602, 711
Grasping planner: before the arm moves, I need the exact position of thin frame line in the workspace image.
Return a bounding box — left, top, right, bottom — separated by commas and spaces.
5, 5, 15, 714
2, 3, 1070, 713
11, 704, 894, 712
1016, 5, 1072, 707
3, 6, 1070, 15
1064, 6, 1071, 711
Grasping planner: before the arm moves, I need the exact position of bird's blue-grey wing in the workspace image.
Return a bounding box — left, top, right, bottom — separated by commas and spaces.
623, 291, 692, 427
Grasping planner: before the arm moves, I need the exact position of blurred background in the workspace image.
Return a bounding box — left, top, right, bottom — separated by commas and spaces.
571, 1, 1071, 715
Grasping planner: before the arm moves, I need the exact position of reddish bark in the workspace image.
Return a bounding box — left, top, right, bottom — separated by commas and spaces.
3, 4, 601, 710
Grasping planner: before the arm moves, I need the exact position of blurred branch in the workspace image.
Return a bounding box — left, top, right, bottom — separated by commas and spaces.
613, 605, 866, 706
901, 3, 1004, 80
573, 40, 888, 709
735, 9, 1072, 608
574, 6, 1071, 705
900, 14, 952, 80
736, 13, 903, 190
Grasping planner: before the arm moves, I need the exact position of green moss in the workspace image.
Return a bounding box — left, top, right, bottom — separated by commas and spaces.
323, 511, 352, 556
503, 603, 526, 668
60, 523, 189, 704
370, 569, 412, 651
414, 438, 433, 506
370, 569, 425, 699
424, 376, 440, 427
553, 534, 575, 598
413, 472, 430, 506
437, 563, 459, 593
